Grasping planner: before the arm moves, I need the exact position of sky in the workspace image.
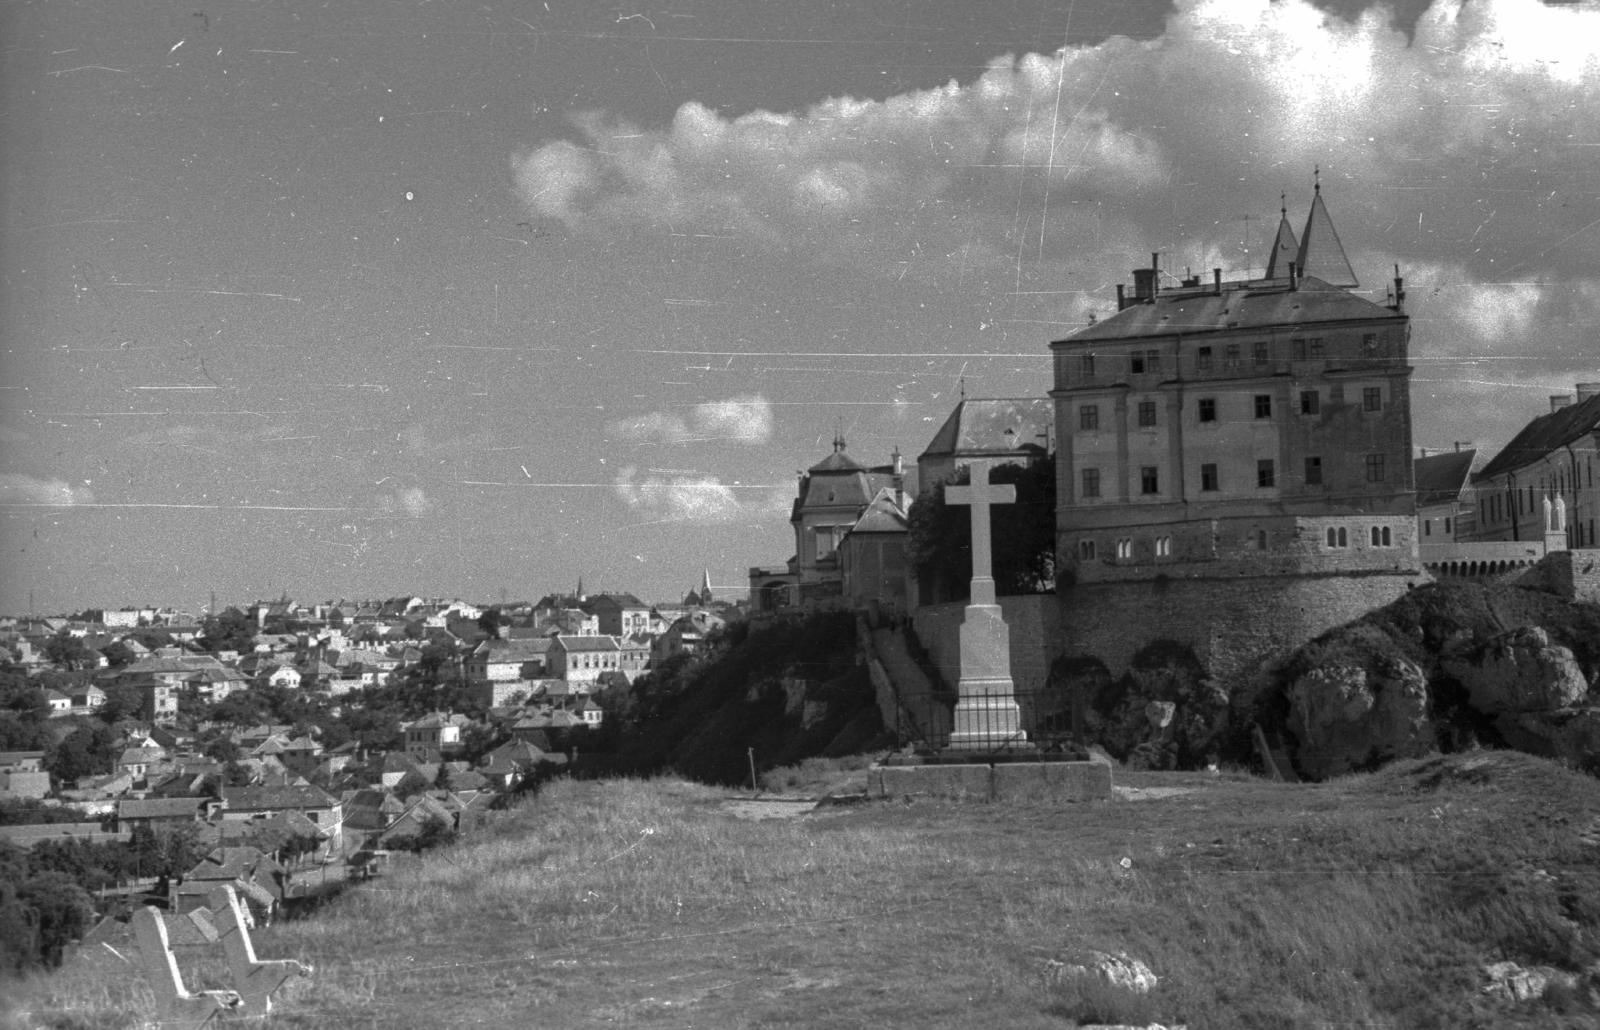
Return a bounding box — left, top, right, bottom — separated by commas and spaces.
1, 0, 1597, 615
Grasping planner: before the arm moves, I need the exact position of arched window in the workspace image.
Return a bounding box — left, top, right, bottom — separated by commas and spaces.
1326, 527, 1338, 547
1079, 539, 1096, 560
1371, 526, 1382, 546
1116, 539, 1133, 559
1381, 526, 1392, 546
1337, 528, 1348, 547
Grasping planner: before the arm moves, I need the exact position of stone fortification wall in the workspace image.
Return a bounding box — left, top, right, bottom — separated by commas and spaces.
913, 572, 1423, 694
1058, 573, 1423, 685
1067, 514, 1418, 585
1520, 548, 1600, 603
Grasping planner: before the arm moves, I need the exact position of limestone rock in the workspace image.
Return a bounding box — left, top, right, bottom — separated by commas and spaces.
1044, 951, 1158, 994
1286, 658, 1433, 780
1492, 706, 1600, 768
1443, 626, 1589, 714
1481, 960, 1578, 1002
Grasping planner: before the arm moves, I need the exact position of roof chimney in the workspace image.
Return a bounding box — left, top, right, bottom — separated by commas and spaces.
1213, 268, 1222, 294
1551, 395, 1574, 412
1577, 382, 1600, 402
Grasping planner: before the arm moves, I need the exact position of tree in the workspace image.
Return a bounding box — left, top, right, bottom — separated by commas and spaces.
45, 726, 115, 786
43, 632, 94, 671
907, 459, 1056, 603
100, 640, 137, 668
388, 814, 457, 854
18, 872, 95, 966
199, 607, 257, 654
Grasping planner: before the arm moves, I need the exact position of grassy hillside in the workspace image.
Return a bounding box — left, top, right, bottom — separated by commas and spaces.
14, 750, 1600, 1029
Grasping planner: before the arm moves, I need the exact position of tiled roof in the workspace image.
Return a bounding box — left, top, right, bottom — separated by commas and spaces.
221, 784, 335, 810
1474, 393, 1600, 481
555, 635, 620, 653
1413, 450, 1477, 508
1055, 276, 1400, 344
919, 398, 1052, 462
116, 797, 207, 820
847, 489, 910, 535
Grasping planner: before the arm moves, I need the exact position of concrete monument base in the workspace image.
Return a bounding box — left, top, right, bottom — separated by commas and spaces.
867, 760, 1112, 802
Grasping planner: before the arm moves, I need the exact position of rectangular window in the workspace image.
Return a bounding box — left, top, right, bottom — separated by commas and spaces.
1224, 344, 1241, 368
1253, 341, 1270, 366
1081, 468, 1100, 498
1198, 398, 1217, 423
1292, 338, 1307, 360
1363, 386, 1383, 411
1196, 347, 1213, 372
1424, 520, 1432, 537
1140, 466, 1159, 494
1444, 517, 1452, 535
1363, 333, 1378, 357
1300, 390, 1320, 415
1130, 352, 1146, 374
1365, 453, 1386, 483
1145, 349, 1161, 374
1079, 405, 1099, 431
1258, 459, 1276, 488
1308, 338, 1325, 358
1254, 394, 1273, 419
1201, 464, 1219, 491
1305, 456, 1323, 486
1079, 354, 1095, 378
1138, 400, 1157, 427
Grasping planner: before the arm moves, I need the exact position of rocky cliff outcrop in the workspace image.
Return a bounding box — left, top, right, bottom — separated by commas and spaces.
1061, 642, 1229, 770
1265, 581, 1600, 779
1286, 658, 1433, 779
1442, 627, 1590, 714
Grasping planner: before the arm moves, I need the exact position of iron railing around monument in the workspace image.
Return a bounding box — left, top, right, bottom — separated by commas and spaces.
888, 686, 1085, 762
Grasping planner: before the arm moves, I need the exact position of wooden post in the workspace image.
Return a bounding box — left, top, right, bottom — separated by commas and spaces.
747, 748, 758, 793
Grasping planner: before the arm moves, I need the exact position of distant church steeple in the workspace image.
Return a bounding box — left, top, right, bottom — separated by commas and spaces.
576, 574, 585, 602
1264, 192, 1299, 279
1294, 171, 1359, 288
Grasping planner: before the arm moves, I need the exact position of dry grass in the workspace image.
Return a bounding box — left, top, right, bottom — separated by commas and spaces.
8, 750, 1600, 1030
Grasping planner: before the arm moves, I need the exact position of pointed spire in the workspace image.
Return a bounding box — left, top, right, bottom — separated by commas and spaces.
1295, 179, 1359, 289
833, 418, 846, 453
575, 574, 584, 602
1264, 194, 1300, 279
700, 568, 713, 604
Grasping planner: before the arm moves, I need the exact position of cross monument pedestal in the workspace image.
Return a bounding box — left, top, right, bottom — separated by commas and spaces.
942, 459, 1029, 751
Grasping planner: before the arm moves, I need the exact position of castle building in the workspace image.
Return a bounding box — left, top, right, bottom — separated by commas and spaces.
1465, 386, 1600, 550
1049, 187, 1420, 586
747, 435, 910, 612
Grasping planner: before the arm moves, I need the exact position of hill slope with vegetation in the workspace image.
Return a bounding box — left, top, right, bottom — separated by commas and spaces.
14, 750, 1600, 1028
586, 610, 890, 785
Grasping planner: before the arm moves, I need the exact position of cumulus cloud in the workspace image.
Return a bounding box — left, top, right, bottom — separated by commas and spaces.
375, 487, 433, 518
0, 474, 94, 506
515, 0, 1600, 452
609, 395, 774, 445
513, 0, 1600, 300
613, 466, 786, 524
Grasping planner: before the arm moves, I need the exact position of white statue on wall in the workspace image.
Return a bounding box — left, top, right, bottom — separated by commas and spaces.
1555, 494, 1567, 532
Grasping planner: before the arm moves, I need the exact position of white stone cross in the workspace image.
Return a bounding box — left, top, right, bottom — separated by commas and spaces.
942, 459, 1028, 751
944, 460, 1016, 606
